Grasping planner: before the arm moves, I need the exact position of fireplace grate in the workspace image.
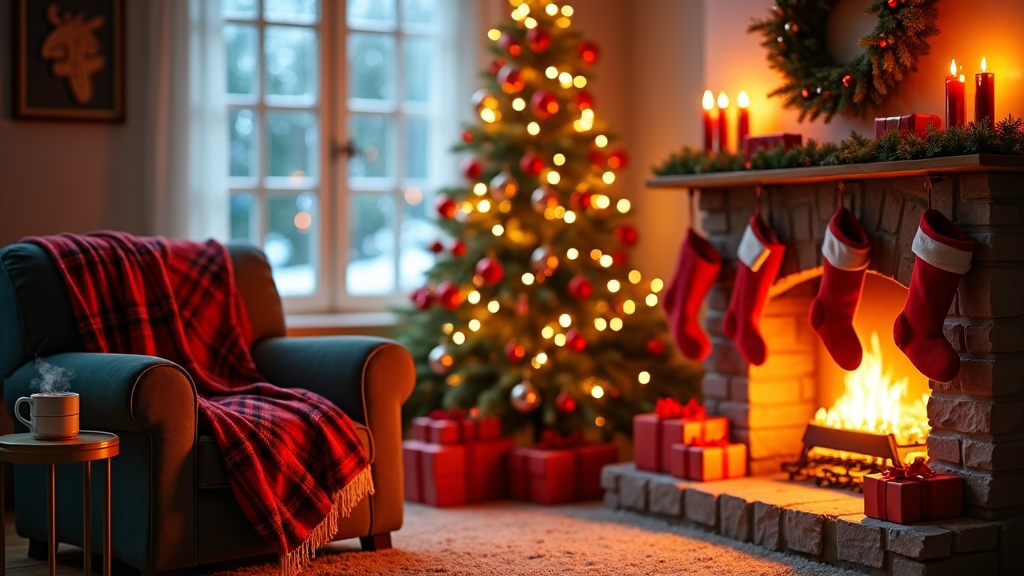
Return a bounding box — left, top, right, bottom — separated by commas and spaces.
781, 453, 885, 492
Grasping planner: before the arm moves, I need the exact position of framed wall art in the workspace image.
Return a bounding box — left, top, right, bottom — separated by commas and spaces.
13, 0, 125, 121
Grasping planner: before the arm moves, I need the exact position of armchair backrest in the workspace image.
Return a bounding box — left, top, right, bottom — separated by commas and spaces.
0, 240, 286, 379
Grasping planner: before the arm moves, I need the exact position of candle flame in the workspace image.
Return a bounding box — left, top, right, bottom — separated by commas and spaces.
717, 91, 729, 109
702, 90, 715, 111
737, 91, 750, 109
982, 57, 987, 72
950, 58, 957, 76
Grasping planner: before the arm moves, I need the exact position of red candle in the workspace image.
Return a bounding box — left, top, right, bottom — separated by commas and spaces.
702, 90, 715, 152
736, 91, 750, 150
717, 92, 730, 153
945, 59, 965, 128
975, 57, 995, 127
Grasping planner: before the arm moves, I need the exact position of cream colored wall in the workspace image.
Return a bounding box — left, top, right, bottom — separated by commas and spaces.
0, 0, 151, 248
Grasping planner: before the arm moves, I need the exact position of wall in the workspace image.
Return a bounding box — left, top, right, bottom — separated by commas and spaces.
704, 0, 1024, 144
0, 0, 150, 248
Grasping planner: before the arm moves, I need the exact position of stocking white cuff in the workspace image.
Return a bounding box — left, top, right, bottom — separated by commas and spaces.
912, 227, 973, 274
822, 226, 870, 271
738, 224, 770, 272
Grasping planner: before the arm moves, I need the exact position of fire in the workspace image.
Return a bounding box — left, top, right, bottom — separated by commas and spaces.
814, 331, 930, 448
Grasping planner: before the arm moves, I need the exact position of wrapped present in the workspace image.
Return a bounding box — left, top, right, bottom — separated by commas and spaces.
635, 398, 727, 472
874, 114, 941, 139
668, 443, 688, 479
684, 441, 747, 482
465, 437, 514, 502
510, 431, 619, 505
743, 133, 802, 160
403, 439, 426, 502
412, 409, 503, 444
864, 458, 963, 524
419, 442, 467, 507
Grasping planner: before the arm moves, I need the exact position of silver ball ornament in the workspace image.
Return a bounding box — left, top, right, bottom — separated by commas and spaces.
510, 380, 542, 413
428, 344, 454, 375
489, 172, 519, 201
530, 245, 559, 277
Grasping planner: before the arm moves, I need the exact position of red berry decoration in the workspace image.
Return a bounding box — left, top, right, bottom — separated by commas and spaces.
410, 286, 434, 310
529, 90, 559, 120
842, 74, 853, 88
565, 329, 587, 352
462, 130, 474, 142
527, 28, 551, 53
428, 240, 444, 254
505, 339, 526, 363
498, 65, 525, 94
586, 150, 605, 167
888, 0, 897, 7
451, 239, 467, 257
436, 195, 457, 219
461, 158, 482, 180
573, 91, 594, 110
612, 251, 628, 266
555, 391, 577, 414
568, 276, 592, 299
570, 191, 593, 210
519, 152, 545, 178
646, 336, 666, 357
475, 257, 504, 284
435, 281, 461, 310
578, 42, 600, 65
499, 34, 521, 57
614, 224, 639, 246
607, 149, 630, 170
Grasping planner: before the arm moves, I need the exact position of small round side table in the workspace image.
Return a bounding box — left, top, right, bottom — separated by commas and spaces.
0, 431, 119, 576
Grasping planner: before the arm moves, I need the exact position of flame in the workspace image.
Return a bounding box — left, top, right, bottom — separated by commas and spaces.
737, 91, 750, 109
813, 332, 930, 450
702, 90, 715, 111
717, 91, 730, 109
950, 58, 957, 76
982, 57, 987, 73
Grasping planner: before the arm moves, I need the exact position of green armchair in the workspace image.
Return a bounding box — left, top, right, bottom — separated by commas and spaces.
0, 242, 414, 576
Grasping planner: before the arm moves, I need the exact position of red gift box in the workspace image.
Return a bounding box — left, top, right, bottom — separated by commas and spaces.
510, 431, 618, 505
465, 437, 514, 502
635, 398, 725, 472
419, 442, 467, 507
403, 440, 426, 502
874, 114, 941, 139
633, 413, 662, 471
864, 458, 963, 524
743, 133, 802, 160
669, 443, 688, 479
414, 409, 502, 444
411, 416, 434, 442
684, 442, 747, 482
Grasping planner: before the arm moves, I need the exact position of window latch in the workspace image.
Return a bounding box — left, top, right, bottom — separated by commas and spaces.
331, 139, 359, 161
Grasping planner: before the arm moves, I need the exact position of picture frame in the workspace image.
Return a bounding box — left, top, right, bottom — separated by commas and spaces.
12, 0, 125, 121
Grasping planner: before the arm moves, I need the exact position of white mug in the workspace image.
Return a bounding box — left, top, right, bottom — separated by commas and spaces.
15, 392, 79, 440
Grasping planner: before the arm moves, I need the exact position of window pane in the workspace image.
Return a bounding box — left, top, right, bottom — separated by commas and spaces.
264, 0, 318, 24
404, 116, 427, 179
348, 33, 395, 100
267, 110, 318, 179
347, 193, 396, 295
230, 108, 257, 178
401, 0, 436, 25
266, 193, 318, 296
347, 0, 396, 27
223, 0, 258, 19
230, 193, 256, 241
402, 37, 431, 102
226, 24, 258, 96
349, 114, 394, 178
399, 193, 436, 290
265, 26, 318, 103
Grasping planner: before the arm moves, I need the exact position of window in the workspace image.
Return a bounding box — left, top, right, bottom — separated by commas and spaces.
223, 0, 458, 310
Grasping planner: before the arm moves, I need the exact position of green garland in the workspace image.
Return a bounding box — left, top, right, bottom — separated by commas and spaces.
749, 0, 939, 122
654, 115, 1024, 176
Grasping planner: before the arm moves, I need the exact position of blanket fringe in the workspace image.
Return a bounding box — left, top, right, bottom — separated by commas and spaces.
279, 467, 375, 576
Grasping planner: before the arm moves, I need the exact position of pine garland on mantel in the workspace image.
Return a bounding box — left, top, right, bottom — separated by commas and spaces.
653, 115, 1024, 177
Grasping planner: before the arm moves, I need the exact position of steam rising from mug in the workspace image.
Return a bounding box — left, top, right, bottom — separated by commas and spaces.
31, 358, 75, 393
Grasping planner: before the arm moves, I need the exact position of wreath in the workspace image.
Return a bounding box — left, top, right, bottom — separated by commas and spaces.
749, 0, 939, 122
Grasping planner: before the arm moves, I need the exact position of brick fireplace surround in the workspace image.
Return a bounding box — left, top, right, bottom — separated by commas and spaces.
604, 162, 1024, 575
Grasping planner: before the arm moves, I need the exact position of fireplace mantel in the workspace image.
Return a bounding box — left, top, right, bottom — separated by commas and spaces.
646, 154, 1024, 190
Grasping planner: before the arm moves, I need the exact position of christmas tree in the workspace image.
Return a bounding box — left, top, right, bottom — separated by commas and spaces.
396, 0, 699, 437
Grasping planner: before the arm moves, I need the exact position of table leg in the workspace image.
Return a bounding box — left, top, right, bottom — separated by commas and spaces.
48, 464, 56, 576
83, 461, 91, 575
103, 459, 110, 576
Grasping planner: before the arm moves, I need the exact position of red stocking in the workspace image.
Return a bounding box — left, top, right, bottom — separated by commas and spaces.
810, 207, 872, 371
723, 213, 785, 366
664, 229, 722, 360
894, 209, 975, 383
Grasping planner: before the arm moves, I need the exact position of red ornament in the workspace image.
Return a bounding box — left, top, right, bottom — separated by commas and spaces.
436, 195, 457, 219
462, 130, 474, 142
570, 191, 593, 210
607, 150, 630, 170
842, 74, 853, 88
451, 239, 467, 257
555, 391, 577, 413
461, 158, 483, 180
586, 150, 605, 167
879, 39, 888, 48
646, 336, 666, 357
612, 251, 628, 266
519, 152, 545, 178
499, 34, 522, 57
497, 65, 525, 94
801, 88, 811, 99
475, 257, 504, 284
887, 0, 897, 7
529, 90, 559, 120
435, 281, 461, 310
515, 293, 529, 316
488, 58, 506, 76
614, 224, 639, 246
410, 286, 434, 310
578, 42, 600, 65
505, 339, 526, 362
573, 91, 594, 111
565, 329, 587, 352
568, 276, 592, 299
526, 28, 551, 53
428, 240, 445, 254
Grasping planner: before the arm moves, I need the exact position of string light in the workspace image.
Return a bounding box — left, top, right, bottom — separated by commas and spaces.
468, 319, 481, 331
617, 199, 631, 213
558, 72, 573, 88
541, 326, 555, 339
599, 254, 612, 267
522, 272, 535, 285
477, 199, 491, 212
547, 171, 561, 184
527, 122, 541, 135
460, 202, 473, 214
468, 290, 481, 304
651, 278, 664, 292
443, 323, 454, 334
554, 333, 566, 346
517, 3, 530, 15
499, 200, 512, 213
595, 416, 605, 426
590, 249, 602, 260
447, 374, 462, 386
646, 294, 659, 306
563, 210, 576, 223
602, 171, 616, 184
559, 313, 572, 327
553, 206, 566, 218
595, 135, 609, 148
610, 318, 623, 331
592, 194, 610, 209
561, 5, 574, 16
573, 76, 587, 88
480, 109, 497, 123
623, 300, 635, 314
487, 29, 501, 41
553, 153, 566, 166
628, 270, 641, 284
545, 66, 559, 79
536, 352, 548, 364
492, 224, 505, 236
638, 371, 651, 384
591, 385, 604, 399
567, 248, 579, 260
452, 331, 466, 345
512, 98, 526, 111
473, 183, 487, 196
607, 280, 621, 293
556, 16, 570, 28
487, 300, 500, 313
545, 4, 559, 16
524, 16, 537, 28
594, 318, 607, 331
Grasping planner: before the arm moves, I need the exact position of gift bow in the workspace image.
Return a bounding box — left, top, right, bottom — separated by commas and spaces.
429, 408, 468, 421
688, 437, 730, 448
536, 430, 587, 450
882, 457, 936, 480
654, 398, 706, 419
876, 457, 938, 522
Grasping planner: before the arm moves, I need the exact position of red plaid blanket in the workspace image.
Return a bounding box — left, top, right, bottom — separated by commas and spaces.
28, 232, 372, 575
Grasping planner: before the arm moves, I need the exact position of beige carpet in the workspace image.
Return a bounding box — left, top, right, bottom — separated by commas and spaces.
200, 502, 866, 576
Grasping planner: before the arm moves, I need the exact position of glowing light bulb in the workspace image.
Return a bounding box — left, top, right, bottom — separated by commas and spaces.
628, 270, 641, 284
591, 385, 604, 399
452, 331, 466, 345
617, 199, 631, 213
638, 371, 651, 385
623, 300, 635, 314
536, 352, 548, 364
512, 97, 526, 111
473, 182, 487, 196
563, 210, 576, 223
702, 90, 715, 111
593, 194, 610, 209
595, 135, 608, 148
487, 300, 500, 313
547, 170, 561, 184
517, 3, 530, 15
559, 72, 573, 88
737, 90, 750, 109
480, 109, 496, 123
554, 333, 566, 346
527, 122, 541, 135
650, 278, 664, 292
487, 29, 501, 41
524, 17, 537, 28
599, 255, 612, 267
468, 319, 481, 332
567, 248, 579, 260
607, 280, 621, 293
594, 318, 607, 331
443, 323, 454, 334
545, 66, 558, 79
492, 224, 505, 236
610, 318, 623, 331
646, 294, 659, 306
511, 9, 525, 21
561, 5, 574, 16
590, 249, 602, 260
717, 92, 730, 109
460, 201, 473, 214
499, 200, 512, 213
541, 326, 555, 339
573, 76, 587, 88
477, 199, 491, 213
545, 4, 559, 16
559, 313, 572, 327
468, 290, 481, 304
595, 416, 605, 426
553, 153, 566, 166
522, 272, 535, 285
